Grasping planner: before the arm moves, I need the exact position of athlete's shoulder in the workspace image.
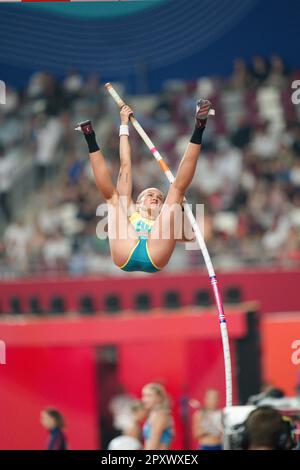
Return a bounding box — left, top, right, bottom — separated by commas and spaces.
129, 211, 140, 223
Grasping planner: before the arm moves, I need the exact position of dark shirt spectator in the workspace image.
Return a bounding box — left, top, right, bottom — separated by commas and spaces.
48, 426, 68, 450
40, 407, 68, 450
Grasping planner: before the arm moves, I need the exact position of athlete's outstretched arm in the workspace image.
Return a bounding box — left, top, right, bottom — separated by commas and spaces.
75, 120, 116, 200
117, 105, 133, 202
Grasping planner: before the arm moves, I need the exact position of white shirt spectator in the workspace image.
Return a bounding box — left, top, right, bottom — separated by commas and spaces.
63, 72, 83, 94
193, 155, 223, 195
35, 118, 63, 165
4, 221, 33, 267
262, 215, 291, 253
43, 233, 71, 268
38, 204, 62, 235
0, 153, 18, 192
201, 410, 223, 436
0, 117, 23, 147
3, 87, 19, 114
218, 143, 242, 185
251, 129, 279, 159
107, 436, 142, 451
109, 393, 135, 432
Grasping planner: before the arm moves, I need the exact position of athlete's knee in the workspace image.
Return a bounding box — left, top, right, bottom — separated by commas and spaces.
171, 181, 185, 199
110, 250, 127, 268
106, 190, 119, 204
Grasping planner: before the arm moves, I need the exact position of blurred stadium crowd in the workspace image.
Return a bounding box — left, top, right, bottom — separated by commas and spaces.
1, 55, 300, 277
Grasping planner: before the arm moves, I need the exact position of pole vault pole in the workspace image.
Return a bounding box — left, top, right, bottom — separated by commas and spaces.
105, 82, 232, 410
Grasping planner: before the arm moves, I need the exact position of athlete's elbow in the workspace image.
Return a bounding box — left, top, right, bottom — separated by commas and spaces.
119, 160, 131, 170
171, 180, 185, 197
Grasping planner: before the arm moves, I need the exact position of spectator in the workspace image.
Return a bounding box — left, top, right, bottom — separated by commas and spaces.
229, 58, 251, 90
107, 400, 147, 450
247, 383, 286, 406
192, 389, 223, 450
251, 121, 279, 159
0, 144, 14, 222
230, 116, 252, 149
107, 435, 142, 450
4, 219, 33, 273
250, 56, 269, 86
266, 55, 289, 89
40, 408, 68, 450
238, 407, 296, 450
109, 385, 135, 433
34, 113, 64, 186
42, 229, 72, 270
142, 383, 174, 450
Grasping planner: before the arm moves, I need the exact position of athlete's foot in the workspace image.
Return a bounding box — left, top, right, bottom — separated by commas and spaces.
195, 99, 212, 128
74, 120, 94, 134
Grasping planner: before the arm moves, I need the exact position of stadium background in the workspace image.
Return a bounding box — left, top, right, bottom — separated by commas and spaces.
0, 0, 300, 450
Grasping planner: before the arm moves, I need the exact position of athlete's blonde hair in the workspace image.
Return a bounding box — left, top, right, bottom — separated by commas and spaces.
143, 382, 170, 409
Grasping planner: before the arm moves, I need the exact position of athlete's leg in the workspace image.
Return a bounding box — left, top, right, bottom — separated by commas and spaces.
107, 193, 139, 267
147, 100, 212, 268
76, 120, 116, 200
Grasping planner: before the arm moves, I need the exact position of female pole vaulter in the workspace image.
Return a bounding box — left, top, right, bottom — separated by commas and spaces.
75, 99, 212, 273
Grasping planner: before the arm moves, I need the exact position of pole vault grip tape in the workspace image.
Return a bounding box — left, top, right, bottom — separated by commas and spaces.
118, 100, 126, 109
105, 83, 124, 108
158, 159, 170, 173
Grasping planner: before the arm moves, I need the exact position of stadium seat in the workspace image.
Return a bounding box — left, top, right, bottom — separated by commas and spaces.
49, 296, 66, 315
105, 294, 121, 314
164, 290, 181, 309
29, 296, 44, 315
225, 286, 242, 304
134, 292, 151, 312
194, 289, 212, 307
79, 295, 95, 315
10, 297, 22, 315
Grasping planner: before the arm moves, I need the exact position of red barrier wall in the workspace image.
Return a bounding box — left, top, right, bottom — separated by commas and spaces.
1, 269, 299, 314
0, 310, 244, 450
261, 313, 300, 396
0, 346, 99, 450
